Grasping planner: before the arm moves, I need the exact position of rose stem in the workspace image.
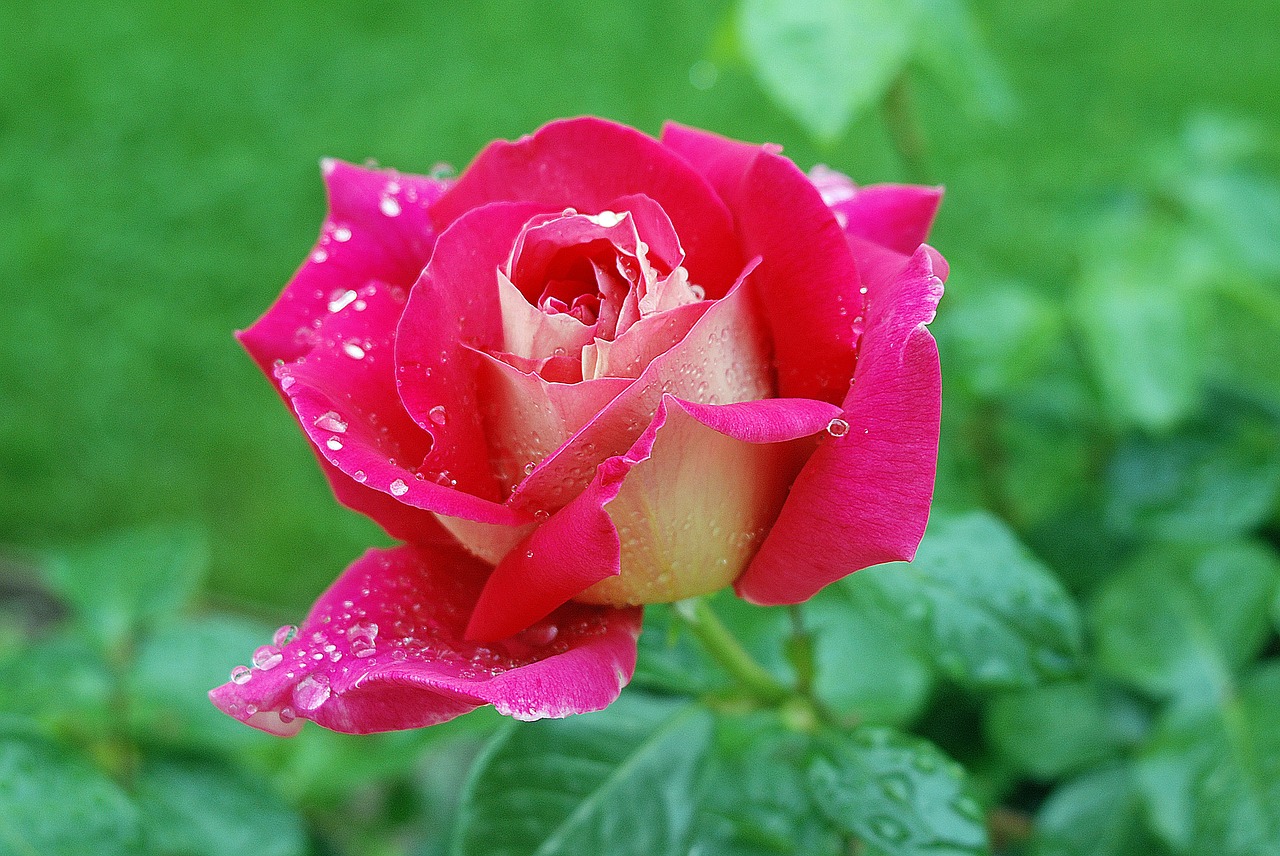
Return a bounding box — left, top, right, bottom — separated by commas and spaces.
882, 72, 931, 183
672, 598, 790, 705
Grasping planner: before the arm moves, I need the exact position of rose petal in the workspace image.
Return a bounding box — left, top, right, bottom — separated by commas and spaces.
432, 117, 742, 296
661, 123, 864, 404
395, 200, 554, 514
496, 271, 598, 362
209, 544, 642, 734
735, 247, 944, 605
511, 259, 772, 514
239, 159, 447, 372
471, 348, 632, 499
581, 299, 711, 380
465, 394, 839, 639
819, 172, 943, 255
280, 279, 524, 529
238, 161, 452, 540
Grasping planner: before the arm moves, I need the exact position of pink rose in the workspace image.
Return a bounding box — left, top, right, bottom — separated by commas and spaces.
211, 118, 945, 735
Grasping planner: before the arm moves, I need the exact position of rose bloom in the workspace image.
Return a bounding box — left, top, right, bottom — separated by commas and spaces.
211, 118, 945, 735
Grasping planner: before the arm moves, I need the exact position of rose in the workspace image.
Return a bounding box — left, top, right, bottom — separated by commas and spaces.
211, 118, 945, 735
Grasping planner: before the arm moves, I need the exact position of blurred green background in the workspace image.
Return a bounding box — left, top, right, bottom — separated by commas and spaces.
2, 0, 1279, 854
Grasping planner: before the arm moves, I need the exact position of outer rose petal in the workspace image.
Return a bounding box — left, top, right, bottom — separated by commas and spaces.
209, 544, 642, 734
466, 395, 841, 640
238, 160, 451, 541
735, 247, 944, 605
661, 123, 864, 403
810, 166, 943, 255
431, 117, 742, 297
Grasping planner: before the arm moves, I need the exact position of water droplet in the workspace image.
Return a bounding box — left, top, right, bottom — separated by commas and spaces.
826, 418, 850, 437
312, 249, 329, 263
689, 284, 706, 300
332, 226, 352, 243
230, 665, 252, 684
859, 286, 868, 295
313, 411, 348, 434
868, 815, 909, 844
525, 550, 535, 559
881, 773, 913, 804
389, 478, 409, 496
327, 289, 358, 312
294, 674, 331, 710
561, 207, 578, 216
273, 624, 298, 646
380, 195, 402, 217
278, 706, 296, 724
523, 461, 537, 476
253, 645, 283, 670
353, 470, 367, 483
343, 341, 366, 360
326, 436, 343, 451
349, 622, 379, 658
429, 162, 456, 180
533, 509, 550, 522
587, 210, 624, 228
428, 405, 448, 426
518, 621, 559, 646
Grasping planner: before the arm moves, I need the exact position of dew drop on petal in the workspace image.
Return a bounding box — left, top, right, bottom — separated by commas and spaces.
427, 405, 448, 426
523, 461, 536, 476
230, 665, 252, 685
312, 249, 328, 263
313, 411, 348, 433
343, 341, 366, 360
326, 436, 343, 451
278, 706, 296, 724
332, 226, 352, 242
380, 195, 402, 217
273, 624, 298, 646
389, 478, 409, 496
253, 645, 283, 670
689, 284, 706, 301
294, 674, 331, 710
327, 289, 358, 312
353, 470, 367, 483
826, 418, 850, 437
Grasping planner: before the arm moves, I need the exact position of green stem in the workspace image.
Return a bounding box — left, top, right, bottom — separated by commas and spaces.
673, 598, 790, 705
785, 605, 816, 697
882, 73, 930, 183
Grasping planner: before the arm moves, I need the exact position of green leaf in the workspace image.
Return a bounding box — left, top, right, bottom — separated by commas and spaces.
453, 693, 714, 856
1071, 214, 1213, 432
986, 679, 1149, 780
45, 524, 210, 649
737, 0, 913, 143
1105, 412, 1280, 542
908, 0, 1015, 121
1090, 540, 1280, 705
0, 736, 141, 856
808, 577, 935, 725
0, 630, 113, 735
690, 715, 841, 856
937, 280, 1060, 400
135, 757, 306, 856
1032, 763, 1170, 856
852, 511, 1083, 691
1136, 661, 1280, 856
808, 727, 990, 855
128, 613, 276, 754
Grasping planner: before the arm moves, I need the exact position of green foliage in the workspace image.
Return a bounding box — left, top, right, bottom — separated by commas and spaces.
808, 728, 989, 855
453, 694, 714, 856
135, 758, 307, 856
1090, 540, 1280, 705
0, 736, 141, 856
854, 512, 1084, 691
737, 0, 913, 144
